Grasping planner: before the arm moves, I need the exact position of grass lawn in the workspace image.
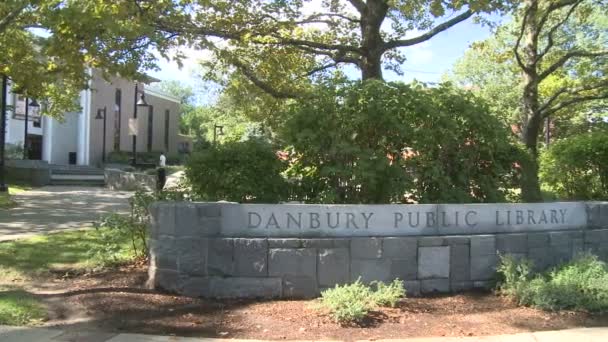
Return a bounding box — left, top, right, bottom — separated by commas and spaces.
0, 184, 33, 209
0, 288, 47, 325
0, 227, 136, 325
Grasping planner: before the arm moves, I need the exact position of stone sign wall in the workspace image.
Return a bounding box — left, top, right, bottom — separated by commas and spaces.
148, 202, 608, 299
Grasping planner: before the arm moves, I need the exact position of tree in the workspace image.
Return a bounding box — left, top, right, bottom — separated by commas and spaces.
149, 0, 509, 97
0, 0, 179, 117
450, 0, 608, 202
513, 0, 607, 201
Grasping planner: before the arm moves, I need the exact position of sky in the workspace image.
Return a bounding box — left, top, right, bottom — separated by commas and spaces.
148, 14, 500, 102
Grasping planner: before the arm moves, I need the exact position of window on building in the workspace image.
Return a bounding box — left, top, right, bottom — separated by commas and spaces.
33, 120, 41, 128
147, 105, 154, 152
164, 109, 170, 151
114, 89, 122, 151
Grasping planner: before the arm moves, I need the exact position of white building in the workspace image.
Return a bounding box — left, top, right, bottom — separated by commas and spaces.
4, 70, 183, 167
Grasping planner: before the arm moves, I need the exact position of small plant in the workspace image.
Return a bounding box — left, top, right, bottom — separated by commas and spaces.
319, 279, 375, 323
318, 278, 406, 324
497, 253, 608, 312
372, 279, 406, 307
89, 213, 135, 267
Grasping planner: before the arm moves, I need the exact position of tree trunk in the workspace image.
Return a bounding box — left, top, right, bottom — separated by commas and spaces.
519, 0, 543, 202
359, 0, 387, 80
520, 121, 543, 202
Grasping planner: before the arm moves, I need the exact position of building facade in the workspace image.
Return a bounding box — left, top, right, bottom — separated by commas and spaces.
5, 70, 181, 167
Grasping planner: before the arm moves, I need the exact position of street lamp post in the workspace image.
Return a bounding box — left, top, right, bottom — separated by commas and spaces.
131, 82, 148, 166
0, 75, 8, 192
23, 98, 40, 160
213, 124, 224, 144
95, 106, 107, 163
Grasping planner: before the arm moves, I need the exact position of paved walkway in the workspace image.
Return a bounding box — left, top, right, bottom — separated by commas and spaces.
0, 186, 131, 242
0, 326, 606, 342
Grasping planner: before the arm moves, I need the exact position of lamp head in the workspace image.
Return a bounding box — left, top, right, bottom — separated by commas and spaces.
136, 93, 148, 107
28, 99, 40, 108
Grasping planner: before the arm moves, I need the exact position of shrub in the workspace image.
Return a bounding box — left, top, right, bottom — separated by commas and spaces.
372, 279, 406, 307
185, 138, 287, 203
5, 143, 23, 160
497, 253, 608, 312
90, 190, 155, 267
279, 80, 521, 204
318, 279, 375, 323
540, 130, 608, 200
318, 278, 406, 323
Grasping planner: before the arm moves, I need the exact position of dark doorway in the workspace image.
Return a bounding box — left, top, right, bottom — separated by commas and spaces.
26, 134, 42, 160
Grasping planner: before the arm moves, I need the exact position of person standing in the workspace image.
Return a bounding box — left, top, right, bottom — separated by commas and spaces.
158, 152, 167, 191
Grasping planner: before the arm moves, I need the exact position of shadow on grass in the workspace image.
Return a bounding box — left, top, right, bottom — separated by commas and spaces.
0, 288, 47, 325
0, 229, 132, 279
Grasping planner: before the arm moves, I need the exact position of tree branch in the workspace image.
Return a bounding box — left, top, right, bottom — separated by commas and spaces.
298, 62, 339, 78
383, 10, 473, 51
514, 5, 534, 73
536, 0, 582, 62
538, 80, 608, 116
0, 4, 27, 33
543, 92, 608, 117
296, 13, 360, 24
229, 58, 302, 99
539, 50, 608, 81
267, 36, 361, 54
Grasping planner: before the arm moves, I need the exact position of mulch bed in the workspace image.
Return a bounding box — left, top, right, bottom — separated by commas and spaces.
34, 265, 608, 340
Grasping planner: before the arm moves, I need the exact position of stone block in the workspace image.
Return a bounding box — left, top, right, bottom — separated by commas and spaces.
269, 248, 316, 277
586, 203, 608, 228
585, 230, 608, 244
421, 279, 450, 293
550, 231, 582, 246
470, 235, 496, 256
149, 267, 180, 292
282, 276, 319, 298
302, 238, 349, 248
470, 254, 498, 280
473, 280, 493, 290
351, 259, 391, 283
199, 203, 222, 218
382, 237, 417, 259
268, 239, 302, 248
317, 248, 350, 287
403, 280, 421, 297
527, 232, 549, 249
176, 238, 207, 276
147, 205, 160, 238
154, 202, 176, 236
572, 239, 584, 258
451, 281, 473, 292
390, 259, 417, 280
496, 234, 527, 254
418, 246, 450, 279
234, 239, 268, 277
175, 203, 201, 237
418, 237, 446, 247
199, 217, 221, 236
550, 244, 571, 264
180, 277, 210, 297
445, 236, 470, 245
207, 238, 234, 276
150, 237, 177, 270
528, 247, 553, 272
350, 238, 382, 259
207, 277, 282, 298
450, 244, 470, 281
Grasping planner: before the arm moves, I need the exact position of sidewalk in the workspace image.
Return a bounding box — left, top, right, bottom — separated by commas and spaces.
0, 186, 131, 242
0, 325, 606, 342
